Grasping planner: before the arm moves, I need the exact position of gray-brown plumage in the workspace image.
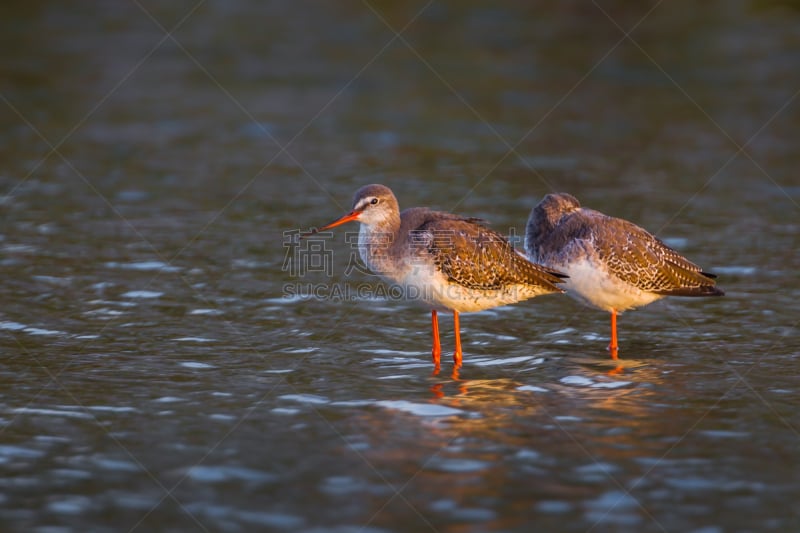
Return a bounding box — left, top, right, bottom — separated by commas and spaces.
314, 184, 566, 368
525, 192, 723, 353
415, 213, 565, 294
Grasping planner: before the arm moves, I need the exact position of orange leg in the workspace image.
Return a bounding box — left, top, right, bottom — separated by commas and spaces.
608, 309, 619, 360
453, 310, 463, 367
431, 310, 441, 368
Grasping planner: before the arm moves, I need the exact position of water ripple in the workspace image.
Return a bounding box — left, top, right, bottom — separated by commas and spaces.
375, 400, 464, 417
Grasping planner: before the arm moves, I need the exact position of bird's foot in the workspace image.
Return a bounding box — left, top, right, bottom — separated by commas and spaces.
607, 344, 619, 360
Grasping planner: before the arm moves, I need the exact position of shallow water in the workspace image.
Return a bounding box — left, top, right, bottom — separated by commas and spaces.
1, 1, 799, 532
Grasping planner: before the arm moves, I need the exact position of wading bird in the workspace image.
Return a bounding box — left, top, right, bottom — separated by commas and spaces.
525, 192, 724, 358
307, 184, 566, 372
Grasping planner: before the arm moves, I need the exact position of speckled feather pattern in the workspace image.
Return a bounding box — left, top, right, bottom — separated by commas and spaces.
525, 193, 723, 311
417, 214, 564, 292
361, 207, 564, 294
345, 184, 566, 313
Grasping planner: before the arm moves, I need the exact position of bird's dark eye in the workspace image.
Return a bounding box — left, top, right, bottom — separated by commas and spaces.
370, 198, 379, 205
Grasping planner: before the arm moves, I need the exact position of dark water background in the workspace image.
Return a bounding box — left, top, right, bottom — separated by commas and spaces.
1, 1, 798, 531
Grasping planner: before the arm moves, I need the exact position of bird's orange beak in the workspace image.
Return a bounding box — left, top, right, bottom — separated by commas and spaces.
318, 210, 361, 231
301, 209, 361, 238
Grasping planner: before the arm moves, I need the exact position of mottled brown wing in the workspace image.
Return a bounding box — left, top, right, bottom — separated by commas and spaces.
419, 216, 565, 293
582, 212, 723, 296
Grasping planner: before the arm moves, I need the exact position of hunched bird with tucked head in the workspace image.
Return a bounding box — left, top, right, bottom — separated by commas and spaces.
309, 184, 567, 371
525, 192, 724, 357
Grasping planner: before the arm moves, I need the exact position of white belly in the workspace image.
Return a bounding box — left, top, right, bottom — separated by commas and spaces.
393, 264, 549, 313
559, 258, 663, 313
